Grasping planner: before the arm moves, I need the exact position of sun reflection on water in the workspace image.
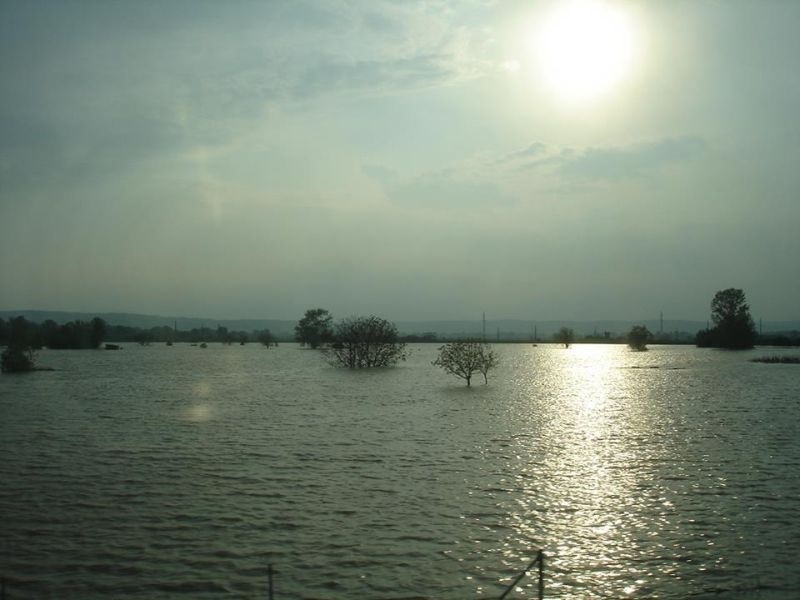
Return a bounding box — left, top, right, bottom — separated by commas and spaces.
502, 344, 661, 597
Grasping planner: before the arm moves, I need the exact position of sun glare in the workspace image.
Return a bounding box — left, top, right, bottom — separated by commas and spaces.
534, 0, 637, 104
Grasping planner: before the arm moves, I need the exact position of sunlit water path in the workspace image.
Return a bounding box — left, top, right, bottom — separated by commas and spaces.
1, 344, 798, 598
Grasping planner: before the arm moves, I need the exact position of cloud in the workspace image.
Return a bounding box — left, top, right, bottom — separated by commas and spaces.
556, 137, 706, 180
499, 137, 705, 180
497, 141, 548, 164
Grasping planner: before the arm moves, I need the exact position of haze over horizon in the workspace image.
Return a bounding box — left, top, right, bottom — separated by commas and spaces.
2, 1, 798, 323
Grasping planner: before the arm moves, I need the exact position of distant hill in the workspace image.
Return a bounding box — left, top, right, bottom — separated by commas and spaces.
2, 310, 798, 340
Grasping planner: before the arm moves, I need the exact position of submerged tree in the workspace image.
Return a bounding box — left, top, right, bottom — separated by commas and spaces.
432, 340, 498, 386
1, 345, 35, 373
696, 288, 756, 349
627, 325, 651, 351
295, 308, 334, 348
327, 315, 406, 369
90, 317, 107, 348
554, 326, 575, 348
258, 329, 276, 347
1, 316, 36, 373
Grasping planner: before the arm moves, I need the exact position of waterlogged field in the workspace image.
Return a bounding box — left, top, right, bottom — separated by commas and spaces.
1, 343, 799, 599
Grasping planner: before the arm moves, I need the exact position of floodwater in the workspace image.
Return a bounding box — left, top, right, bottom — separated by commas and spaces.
1, 343, 799, 599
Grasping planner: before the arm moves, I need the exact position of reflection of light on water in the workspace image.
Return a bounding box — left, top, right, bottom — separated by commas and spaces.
184, 403, 213, 422
504, 344, 652, 597
563, 346, 640, 593
184, 380, 213, 421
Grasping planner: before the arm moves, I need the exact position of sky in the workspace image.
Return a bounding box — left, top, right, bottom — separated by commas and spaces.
1, 0, 798, 322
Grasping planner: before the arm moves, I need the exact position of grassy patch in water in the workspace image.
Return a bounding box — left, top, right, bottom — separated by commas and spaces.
750, 355, 800, 364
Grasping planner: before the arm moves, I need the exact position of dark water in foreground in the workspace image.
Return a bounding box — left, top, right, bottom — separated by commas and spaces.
1, 343, 799, 599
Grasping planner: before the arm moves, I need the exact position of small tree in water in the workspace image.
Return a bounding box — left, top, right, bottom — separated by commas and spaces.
327, 315, 407, 369
627, 325, 651, 351
433, 340, 498, 386
1, 316, 36, 373
295, 308, 333, 348
258, 329, 276, 347
1, 345, 36, 373
554, 327, 575, 348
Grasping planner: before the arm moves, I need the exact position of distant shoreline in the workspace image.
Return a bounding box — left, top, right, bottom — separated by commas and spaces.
2, 309, 799, 345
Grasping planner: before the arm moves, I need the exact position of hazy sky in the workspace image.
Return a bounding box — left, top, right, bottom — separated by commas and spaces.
1, 0, 798, 321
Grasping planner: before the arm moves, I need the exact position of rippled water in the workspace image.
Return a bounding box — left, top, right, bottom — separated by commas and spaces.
1, 343, 799, 599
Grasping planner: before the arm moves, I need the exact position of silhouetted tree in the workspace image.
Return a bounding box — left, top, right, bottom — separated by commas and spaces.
295, 308, 333, 348
433, 340, 498, 386
40, 320, 59, 346
217, 325, 235, 344
696, 288, 756, 349
258, 329, 276, 347
627, 325, 651, 351
1, 316, 36, 373
44, 319, 103, 349
554, 327, 575, 348
327, 315, 406, 368
90, 317, 107, 348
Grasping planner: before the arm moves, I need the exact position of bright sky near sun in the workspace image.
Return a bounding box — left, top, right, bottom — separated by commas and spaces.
534, 0, 638, 104
1, 0, 799, 322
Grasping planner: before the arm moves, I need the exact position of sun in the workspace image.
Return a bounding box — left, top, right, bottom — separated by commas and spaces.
534, 0, 637, 104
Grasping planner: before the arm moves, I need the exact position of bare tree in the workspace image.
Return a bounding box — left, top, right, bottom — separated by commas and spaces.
432, 340, 498, 386
327, 315, 407, 369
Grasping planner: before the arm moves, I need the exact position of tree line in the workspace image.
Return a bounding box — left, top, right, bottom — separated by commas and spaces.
0, 317, 278, 348
3, 289, 796, 375
0, 316, 108, 351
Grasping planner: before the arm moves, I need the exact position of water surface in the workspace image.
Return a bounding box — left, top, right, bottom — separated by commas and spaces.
1, 343, 798, 598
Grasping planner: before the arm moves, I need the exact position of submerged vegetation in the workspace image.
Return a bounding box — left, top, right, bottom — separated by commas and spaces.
1, 344, 36, 373
294, 308, 333, 348
554, 327, 575, 348
627, 325, 652, 351
1, 316, 37, 372
750, 356, 800, 364
258, 329, 277, 347
326, 315, 406, 369
432, 341, 498, 386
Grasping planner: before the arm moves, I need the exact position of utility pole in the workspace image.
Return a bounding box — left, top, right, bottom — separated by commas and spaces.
482, 312, 486, 342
